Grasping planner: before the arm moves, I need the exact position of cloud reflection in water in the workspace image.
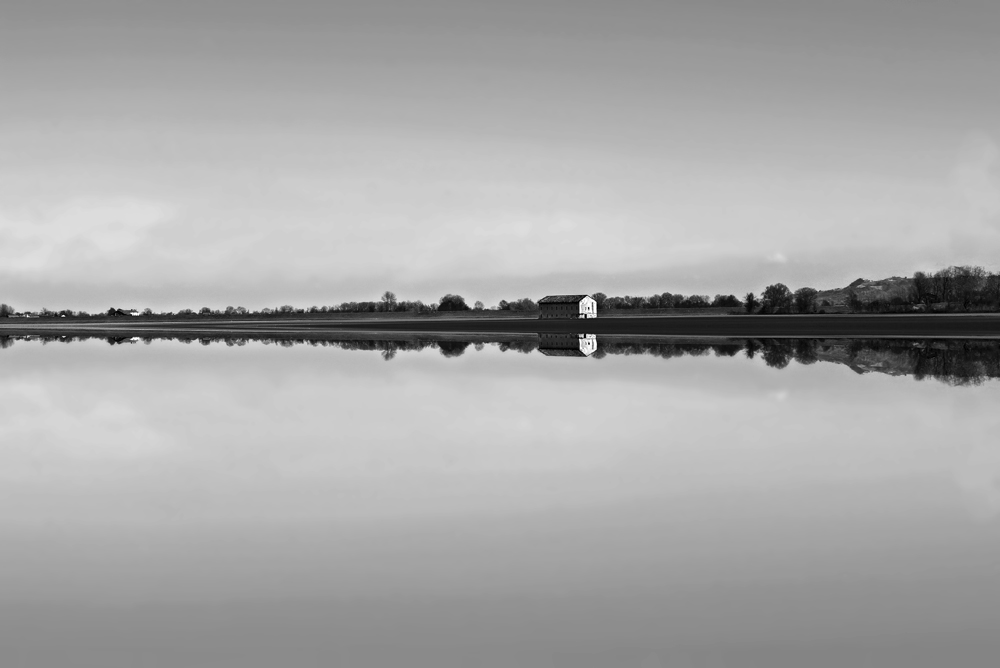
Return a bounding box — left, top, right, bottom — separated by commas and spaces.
2, 331, 1000, 666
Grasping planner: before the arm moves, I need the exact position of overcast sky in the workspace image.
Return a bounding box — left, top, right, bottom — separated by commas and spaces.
2, 0, 999, 312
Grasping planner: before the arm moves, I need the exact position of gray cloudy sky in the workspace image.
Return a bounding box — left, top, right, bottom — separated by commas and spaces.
2, 0, 999, 311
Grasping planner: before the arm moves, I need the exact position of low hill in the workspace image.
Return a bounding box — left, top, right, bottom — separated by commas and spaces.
814, 276, 915, 310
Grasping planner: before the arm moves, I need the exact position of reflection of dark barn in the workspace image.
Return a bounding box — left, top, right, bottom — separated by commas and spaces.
538, 295, 597, 319
538, 333, 597, 357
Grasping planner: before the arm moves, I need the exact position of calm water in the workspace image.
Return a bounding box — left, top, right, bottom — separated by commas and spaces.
2, 334, 1000, 668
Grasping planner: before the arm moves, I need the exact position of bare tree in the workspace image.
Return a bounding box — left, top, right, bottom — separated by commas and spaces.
986, 272, 1000, 306
380, 291, 398, 312
847, 289, 863, 312
761, 284, 792, 313
711, 294, 741, 308
913, 271, 932, 302
793, 287, 818, 313
438, 294, 470, 311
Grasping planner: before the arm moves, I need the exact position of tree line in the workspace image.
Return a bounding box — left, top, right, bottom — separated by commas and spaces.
909, 266, 1000, 310
829, 266, 1000, 314
0, 292, 745, 317
4, 265, 1000, 318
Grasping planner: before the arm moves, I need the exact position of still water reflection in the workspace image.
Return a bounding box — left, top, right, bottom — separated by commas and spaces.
5, 331, 1000, 384
2, 332, 1000, 667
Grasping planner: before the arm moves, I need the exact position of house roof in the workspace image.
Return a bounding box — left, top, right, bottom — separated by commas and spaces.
538, 295, 591, 304
538, 348, 589, 357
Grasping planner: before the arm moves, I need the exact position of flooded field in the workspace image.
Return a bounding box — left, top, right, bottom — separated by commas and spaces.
2, 333, 999, 667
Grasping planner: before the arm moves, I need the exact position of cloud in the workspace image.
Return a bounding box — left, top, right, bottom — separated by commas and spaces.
0, 197, 173, 275
1, 128, 995, 312
940, 132, 1000, 261
953, 132, 1000, 225
954, 434, 1000, 522
766, 251, 788, 264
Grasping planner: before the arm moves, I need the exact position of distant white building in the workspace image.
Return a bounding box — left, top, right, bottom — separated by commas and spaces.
538, 295, 597, 319
538, 333, 597, 357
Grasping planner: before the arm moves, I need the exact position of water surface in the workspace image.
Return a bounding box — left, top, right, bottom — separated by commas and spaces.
2, 335, 999, 667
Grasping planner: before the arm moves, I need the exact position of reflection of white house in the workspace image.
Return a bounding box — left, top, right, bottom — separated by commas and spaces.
538, 333, 597, 357
538, 295, 597, 319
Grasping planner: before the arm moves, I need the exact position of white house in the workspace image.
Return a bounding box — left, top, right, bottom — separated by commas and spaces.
537, 295, 597, 319
538, 333, 597, 357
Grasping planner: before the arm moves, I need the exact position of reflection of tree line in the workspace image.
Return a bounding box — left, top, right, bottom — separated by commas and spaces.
818, 339, 1000, 386
0, 333, 541, 358
3, 333, 999, 385
598, 338, 1000, 385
